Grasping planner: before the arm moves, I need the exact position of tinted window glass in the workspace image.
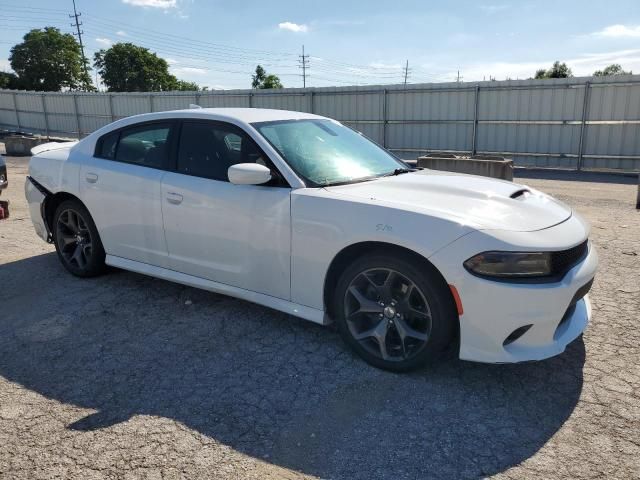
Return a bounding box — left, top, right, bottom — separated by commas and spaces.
177, 122, 268, 181
97, 131, 119, 159
115, 123, 171, 168
253, 119, 404, 186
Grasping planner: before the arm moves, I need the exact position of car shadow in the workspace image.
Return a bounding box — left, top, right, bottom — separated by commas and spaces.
0, 252, 586, 479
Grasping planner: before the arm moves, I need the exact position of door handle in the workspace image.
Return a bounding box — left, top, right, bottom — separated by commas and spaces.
85, 173, 98, 183
166, 192, 183, 205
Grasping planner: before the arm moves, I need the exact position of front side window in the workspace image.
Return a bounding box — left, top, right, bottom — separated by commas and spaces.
115, 123, 171, 168
177, 121, 269, 181
96, 131, 118, 160
252, 119, 405, 186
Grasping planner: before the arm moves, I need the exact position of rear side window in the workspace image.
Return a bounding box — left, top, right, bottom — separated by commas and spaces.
96, 131, 118, 160
116, 124, 171, 168
177, 122, 268, 181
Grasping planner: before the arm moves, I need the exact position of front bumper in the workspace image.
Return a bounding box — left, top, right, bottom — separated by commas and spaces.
0, 166, 7, 191
25, 176, 50, 242
430, 214, 598, 363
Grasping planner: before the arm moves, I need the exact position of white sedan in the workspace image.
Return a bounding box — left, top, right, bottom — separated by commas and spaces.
25, 108, 597, 371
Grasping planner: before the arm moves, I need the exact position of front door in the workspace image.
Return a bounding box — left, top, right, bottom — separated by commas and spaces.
161, 120, 291, 300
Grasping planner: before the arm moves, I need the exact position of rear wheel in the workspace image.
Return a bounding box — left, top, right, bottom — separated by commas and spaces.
334, 252, 456, 372
53, 200, 106, 277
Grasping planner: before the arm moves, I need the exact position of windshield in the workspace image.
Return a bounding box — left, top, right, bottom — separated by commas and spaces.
252, 119, 406, 186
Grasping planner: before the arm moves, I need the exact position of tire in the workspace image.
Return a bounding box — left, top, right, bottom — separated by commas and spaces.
53, 199, 106, 277
333, 251, 456, 372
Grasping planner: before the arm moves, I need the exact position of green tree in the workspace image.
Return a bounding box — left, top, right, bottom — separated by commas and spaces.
251, 65, 283, 89
262, 74, 283, 89
593, 64, 632, 76
9, 27, 92, 91
252, 65, 266, 88
170, 79, 201, 91
94, 43, 177, 92
534, 61, 573, 79
0, 72, 21, 90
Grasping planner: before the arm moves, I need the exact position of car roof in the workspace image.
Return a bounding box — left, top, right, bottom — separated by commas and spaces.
160, 107, 326, 123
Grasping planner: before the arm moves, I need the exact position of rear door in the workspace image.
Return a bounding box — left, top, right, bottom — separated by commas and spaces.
160, 120, 291, 300
79, 121, 175, 267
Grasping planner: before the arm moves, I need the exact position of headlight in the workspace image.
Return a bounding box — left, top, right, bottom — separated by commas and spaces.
464, 251, 552, 279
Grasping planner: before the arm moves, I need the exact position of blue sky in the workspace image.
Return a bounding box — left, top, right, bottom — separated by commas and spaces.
1, 0, 639, 89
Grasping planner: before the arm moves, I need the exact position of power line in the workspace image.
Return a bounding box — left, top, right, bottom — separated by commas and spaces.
69, 0, 89, 85
0, 5, 443, 88
298, 44, 310, 88
403, 59, 410, 85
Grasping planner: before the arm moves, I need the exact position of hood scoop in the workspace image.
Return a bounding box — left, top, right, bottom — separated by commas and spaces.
510, 188, 531, 200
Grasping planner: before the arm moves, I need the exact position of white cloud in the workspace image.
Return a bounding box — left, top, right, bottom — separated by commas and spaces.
369, 62, 402, 69
479, 4, 508, 14
116, 30, 128, 37
172, 67, 207, 75
593, 24, 640, 38
165, 58, 179, 65
436, 48, 640, 82
181, 67, 207, 74
122, 0, 177, 9
95, 37, 113, 46
0, 59, 11, 71
278, 21, 308, 33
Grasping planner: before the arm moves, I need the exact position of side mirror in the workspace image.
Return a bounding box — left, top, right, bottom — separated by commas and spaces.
228, 163, 272, 185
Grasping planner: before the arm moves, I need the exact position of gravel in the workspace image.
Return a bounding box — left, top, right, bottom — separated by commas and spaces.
0, 152, 638, 480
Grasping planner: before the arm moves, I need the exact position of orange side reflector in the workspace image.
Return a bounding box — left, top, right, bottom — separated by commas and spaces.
449, 284, 464, 316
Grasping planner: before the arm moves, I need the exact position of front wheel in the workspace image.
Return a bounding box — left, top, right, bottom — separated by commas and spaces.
334, 253, 456, 372
53, 199, 106, 277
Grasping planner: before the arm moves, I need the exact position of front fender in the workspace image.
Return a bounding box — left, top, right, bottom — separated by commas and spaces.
290, 189, 474, 310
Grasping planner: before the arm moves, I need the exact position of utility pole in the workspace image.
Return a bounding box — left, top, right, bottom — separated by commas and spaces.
456, 70, 463, 83
70, 0, 90, 87
299, 45, 310, 88
403, 59, 410, 85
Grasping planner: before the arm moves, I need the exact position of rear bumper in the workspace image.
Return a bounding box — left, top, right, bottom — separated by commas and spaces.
430, 214, 597, 363
24, 176, 50, 242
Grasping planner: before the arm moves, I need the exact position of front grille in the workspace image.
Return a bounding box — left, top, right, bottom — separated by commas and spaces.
550, 240, 589, 278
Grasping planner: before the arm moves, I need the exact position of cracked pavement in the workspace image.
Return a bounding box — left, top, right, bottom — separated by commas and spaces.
0, 150, 638, 479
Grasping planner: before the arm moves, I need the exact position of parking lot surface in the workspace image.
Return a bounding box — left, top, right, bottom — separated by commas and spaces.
0, 151, 638, 479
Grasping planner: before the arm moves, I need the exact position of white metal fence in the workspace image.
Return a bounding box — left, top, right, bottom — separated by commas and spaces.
2, 75, 640, 171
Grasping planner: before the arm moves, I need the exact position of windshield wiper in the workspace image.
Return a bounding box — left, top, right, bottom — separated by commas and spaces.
318, 168, 415, 187
319, 175, 380, 187
382, 167, 414, 177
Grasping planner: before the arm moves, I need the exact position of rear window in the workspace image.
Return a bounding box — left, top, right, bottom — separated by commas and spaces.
95, 122, 172, 169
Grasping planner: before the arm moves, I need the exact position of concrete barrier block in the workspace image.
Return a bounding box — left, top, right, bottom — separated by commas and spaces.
417, 155, 514, 181
4, 136, 48, 156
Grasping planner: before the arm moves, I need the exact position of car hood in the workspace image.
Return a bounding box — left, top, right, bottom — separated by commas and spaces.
325, 169, 572, 232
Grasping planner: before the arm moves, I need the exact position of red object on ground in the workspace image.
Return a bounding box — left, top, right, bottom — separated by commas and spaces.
0, 200, 9, 219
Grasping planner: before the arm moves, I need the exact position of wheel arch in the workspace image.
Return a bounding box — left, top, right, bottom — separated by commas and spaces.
43, 191, 88, 234
323, 241, 458, 327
